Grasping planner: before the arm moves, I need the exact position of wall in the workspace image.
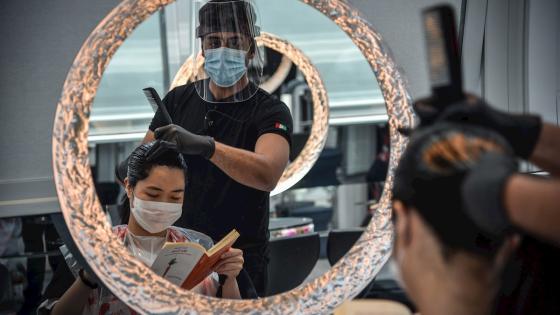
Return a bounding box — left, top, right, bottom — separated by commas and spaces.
348, 0, 462, 98
527, 0, 559, 124
449, 0, 559, 122
0, 0, 120, 216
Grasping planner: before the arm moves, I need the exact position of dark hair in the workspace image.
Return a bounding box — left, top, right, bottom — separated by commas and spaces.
119, 140, 186, 224
127, 140, 187, 187
392, 123, 513, 258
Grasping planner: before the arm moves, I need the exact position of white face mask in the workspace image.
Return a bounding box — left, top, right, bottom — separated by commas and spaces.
130, 195, 182, 234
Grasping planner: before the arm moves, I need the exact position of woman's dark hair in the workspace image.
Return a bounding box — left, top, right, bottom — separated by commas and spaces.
127, 140, 187, 187
119, 140, 186, 224
392, 122, 513, 258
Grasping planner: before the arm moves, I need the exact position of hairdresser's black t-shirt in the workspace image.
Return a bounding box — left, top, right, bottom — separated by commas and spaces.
149, 81, 292, 281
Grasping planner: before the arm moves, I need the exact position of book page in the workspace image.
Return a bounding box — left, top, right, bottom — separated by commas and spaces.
207, 230, 240, 256
151, 242, 205, 286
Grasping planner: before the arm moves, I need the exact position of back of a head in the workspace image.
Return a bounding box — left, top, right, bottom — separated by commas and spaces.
392, 123, 513, 258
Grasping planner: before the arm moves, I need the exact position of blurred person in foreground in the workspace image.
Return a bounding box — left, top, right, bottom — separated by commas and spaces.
412, 95, 560, 314
414, 95, 560, 245
392, 123, 520, 315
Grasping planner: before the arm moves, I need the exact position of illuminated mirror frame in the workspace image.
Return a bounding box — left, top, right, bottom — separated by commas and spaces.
169, 31, 330, 196
52, 0, 415, 314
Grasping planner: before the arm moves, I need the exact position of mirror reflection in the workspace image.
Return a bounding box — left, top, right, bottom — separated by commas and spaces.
2, 0, 395, 313
85, 0, 392, 300
4, 0, 560, 314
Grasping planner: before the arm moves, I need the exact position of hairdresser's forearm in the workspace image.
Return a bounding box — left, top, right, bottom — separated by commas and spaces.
210, 142, 281, 192
50, 279, 93, 315
505, 174, 560, 246
529, 123, 560, 177
143, 130, 156, 144
221, 277, 241, 299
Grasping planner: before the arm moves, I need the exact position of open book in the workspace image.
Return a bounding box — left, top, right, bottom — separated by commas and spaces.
151, 229, 240, 290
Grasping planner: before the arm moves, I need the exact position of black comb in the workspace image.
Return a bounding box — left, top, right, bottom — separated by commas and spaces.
422, 5, 464, 108
143, 87, 173, 124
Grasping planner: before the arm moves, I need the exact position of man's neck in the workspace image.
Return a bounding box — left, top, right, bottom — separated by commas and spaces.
208, 76, 249, 101
415, 255, 498, 315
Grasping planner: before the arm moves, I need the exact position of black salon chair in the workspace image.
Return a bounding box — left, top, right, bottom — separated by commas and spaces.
0, 263, 10, 307
266, 233, 320, 296
327, 228, 377, 299
95, 182, 120, 207
326, 228, 365, 266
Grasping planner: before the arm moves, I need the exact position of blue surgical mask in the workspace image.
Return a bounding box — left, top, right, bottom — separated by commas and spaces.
204, 47, 248, 87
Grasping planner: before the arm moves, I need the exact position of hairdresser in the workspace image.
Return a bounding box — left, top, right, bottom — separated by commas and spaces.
117, 0, 291, 296
414, 94, 560, 247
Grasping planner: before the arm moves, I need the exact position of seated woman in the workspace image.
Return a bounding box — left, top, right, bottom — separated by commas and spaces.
40, 140, 244, 315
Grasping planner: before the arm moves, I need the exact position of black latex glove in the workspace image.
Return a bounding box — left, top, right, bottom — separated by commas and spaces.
145, 140, 178, 162
461, 152, 518, 238
414, 96, 542, 159
154, 124, 215, 159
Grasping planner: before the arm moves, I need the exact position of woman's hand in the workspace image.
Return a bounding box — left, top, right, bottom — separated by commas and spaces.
213, 248, 244, 279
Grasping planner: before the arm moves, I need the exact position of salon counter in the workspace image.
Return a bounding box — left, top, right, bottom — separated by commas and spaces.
269, 217, 314, 239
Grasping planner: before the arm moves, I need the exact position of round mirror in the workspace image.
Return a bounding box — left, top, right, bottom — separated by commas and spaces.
53, 0, 414, 313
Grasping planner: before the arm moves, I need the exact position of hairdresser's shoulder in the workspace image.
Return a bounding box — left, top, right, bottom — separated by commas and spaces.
166, 82, 197, 97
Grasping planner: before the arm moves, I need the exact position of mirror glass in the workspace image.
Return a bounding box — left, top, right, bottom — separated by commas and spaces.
82, 0, 391, 300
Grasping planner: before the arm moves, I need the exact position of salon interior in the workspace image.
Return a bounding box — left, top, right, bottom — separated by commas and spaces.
1, 0, 559, 314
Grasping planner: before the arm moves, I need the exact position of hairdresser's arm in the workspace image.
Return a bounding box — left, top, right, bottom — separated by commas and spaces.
528, 123, 560, 177
152, 125, 289, 192
142, 131, 156, 144
505, 175, 560, 246
209, 134, 289, 192
50, 278, 94, 315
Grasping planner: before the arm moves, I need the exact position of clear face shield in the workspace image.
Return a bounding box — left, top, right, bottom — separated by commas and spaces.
193, 0, 263, 103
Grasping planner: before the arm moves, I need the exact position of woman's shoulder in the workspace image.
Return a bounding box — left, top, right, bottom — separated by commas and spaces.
168, 226, 214, 249
111, 225, 133, 243
112, 224, 128, 235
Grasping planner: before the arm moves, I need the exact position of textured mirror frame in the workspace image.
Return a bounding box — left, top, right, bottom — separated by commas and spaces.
52, 0, 415, 314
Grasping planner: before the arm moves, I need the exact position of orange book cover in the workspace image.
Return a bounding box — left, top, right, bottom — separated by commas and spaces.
180, 229, 240, 290
151, 229, 240, 290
